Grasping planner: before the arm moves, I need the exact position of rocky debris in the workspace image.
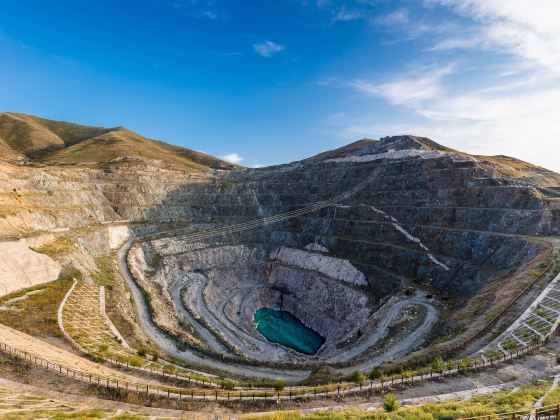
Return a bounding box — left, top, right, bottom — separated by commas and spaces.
304, 242, 329, 253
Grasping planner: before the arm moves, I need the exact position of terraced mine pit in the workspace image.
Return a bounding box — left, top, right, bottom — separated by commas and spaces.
130, 241, 382, 364
1, 113, 559, 395
120, 133, 559, 373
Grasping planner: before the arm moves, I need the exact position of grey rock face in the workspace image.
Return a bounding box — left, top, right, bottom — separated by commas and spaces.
1, 135, 558, 366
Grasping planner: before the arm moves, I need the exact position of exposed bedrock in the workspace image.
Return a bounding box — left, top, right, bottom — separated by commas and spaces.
132, 241, 388, 362
1, 135, 559, 368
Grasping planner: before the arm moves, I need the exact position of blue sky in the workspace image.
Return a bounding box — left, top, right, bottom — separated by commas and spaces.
1, 1, 559, 170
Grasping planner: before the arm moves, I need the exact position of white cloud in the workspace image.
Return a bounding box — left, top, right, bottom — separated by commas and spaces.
219, 153, 243, 164
326, 90, 560, 172
333, 6, 366, 22
317, 1, 560, 172
374, 8, 409, 26
351, 63, 455, 105
252, 41, 285, 58
428, 0, 560, 72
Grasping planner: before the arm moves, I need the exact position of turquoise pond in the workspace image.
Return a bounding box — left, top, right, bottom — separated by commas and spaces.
254, 308, 325, 355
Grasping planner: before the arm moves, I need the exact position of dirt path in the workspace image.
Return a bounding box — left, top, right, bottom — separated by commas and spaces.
246, 344, 560, 418
0, 377, 194, 419
0, 323, 166, 386
329, 293, 438, 367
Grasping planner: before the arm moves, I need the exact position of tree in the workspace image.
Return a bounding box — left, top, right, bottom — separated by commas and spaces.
349, 370, 366, 385
221, 379, 234, 390
273, 380, 286, 391
431, 356, 445, 372
383, 394, 400, 412
458, 357, 472, 374
368, 368, 382, 380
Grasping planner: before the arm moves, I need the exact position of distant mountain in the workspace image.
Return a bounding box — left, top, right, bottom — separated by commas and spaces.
310, 135, 560, 187
0, 112, 238, 170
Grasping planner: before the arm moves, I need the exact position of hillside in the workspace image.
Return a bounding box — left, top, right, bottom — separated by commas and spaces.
0, 112, 237, 170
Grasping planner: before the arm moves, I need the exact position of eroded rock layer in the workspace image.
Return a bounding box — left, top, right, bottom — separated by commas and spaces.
1, 132, 559, 367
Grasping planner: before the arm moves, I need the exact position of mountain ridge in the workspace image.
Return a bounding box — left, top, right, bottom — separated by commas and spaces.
0, 112, 238, 170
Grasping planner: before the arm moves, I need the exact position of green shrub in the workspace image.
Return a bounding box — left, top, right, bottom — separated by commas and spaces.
273, 380, 286, 391
349, 370, 366, 385
129, 356, 143, 367
458, 358, 472, 374
368, 367, 382, 380
431, 356, 445, 372
383, 393, 400, 412
222, 379, 234, 390
137, 347, 147, 357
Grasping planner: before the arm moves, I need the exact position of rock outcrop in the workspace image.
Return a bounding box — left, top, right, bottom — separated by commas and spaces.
0, 115, 559, 368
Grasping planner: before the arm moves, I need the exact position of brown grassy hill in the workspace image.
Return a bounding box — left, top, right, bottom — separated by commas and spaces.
0, 113, 67, 156
476, 155, 560, 186
0, 112, 238, 170
307, 139, 378, 161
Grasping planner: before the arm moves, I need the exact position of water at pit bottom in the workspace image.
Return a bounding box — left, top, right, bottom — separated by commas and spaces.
254, 307, 325, 355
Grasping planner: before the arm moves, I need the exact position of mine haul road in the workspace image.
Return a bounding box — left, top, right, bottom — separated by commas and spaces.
331, 296, 438, 369
118, 238, 438, 381
118, 239, 311, 381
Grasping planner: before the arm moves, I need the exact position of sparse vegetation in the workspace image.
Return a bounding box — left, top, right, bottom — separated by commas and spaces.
273, 380, 286, 391
368, 368, 382, 380
31, 235, 75, 258
243, 381, 551, 419
431, 356, 445, 372
383, 393, 400, 412
0, 267, 76, 338
349, 370, 366, 385
91, 256, 115, 287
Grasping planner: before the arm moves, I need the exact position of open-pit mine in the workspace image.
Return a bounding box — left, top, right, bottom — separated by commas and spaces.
0, 112, 559, 417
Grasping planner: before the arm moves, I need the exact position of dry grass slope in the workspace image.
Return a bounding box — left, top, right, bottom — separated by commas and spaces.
0, 112, 239, 170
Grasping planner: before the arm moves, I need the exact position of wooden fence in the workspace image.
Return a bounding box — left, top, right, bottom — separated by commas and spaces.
0, 336, 551, 403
